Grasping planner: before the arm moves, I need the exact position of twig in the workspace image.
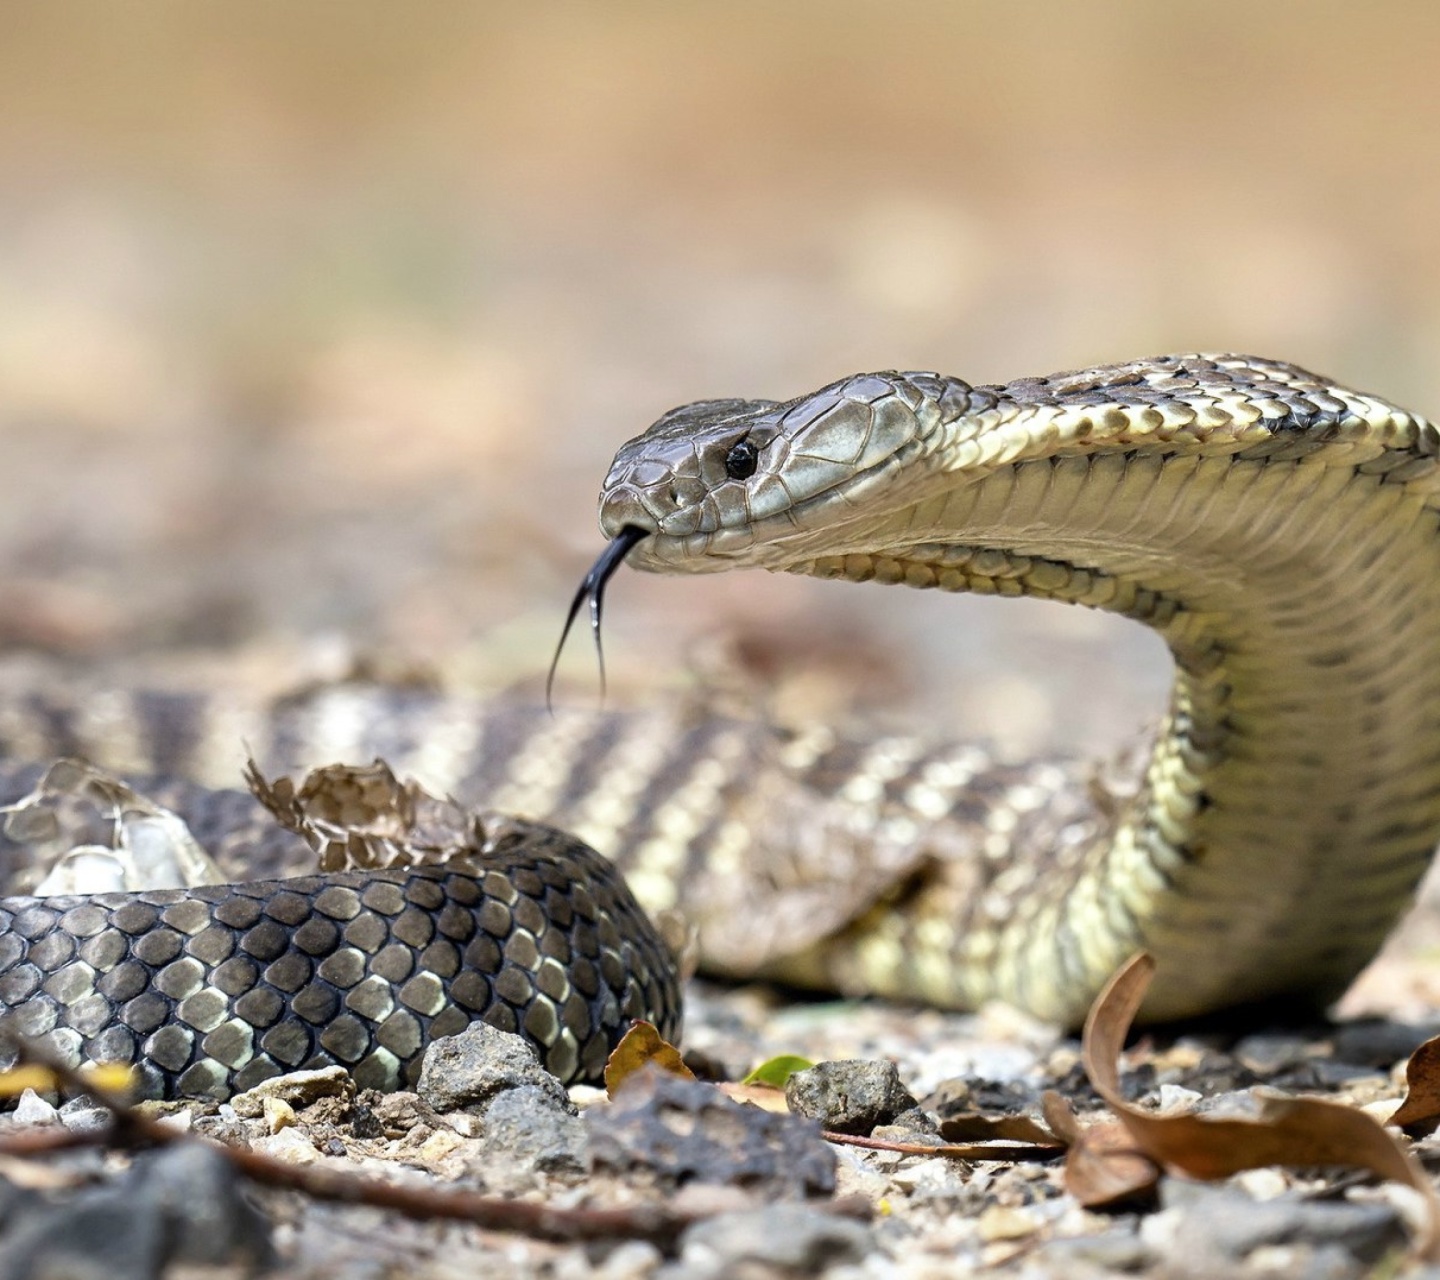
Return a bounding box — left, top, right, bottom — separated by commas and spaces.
0, 1126, 99, 1157
822, 1130, 1064, 1161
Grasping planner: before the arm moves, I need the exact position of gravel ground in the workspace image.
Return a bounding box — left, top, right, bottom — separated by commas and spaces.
4, 964, 1440, 1279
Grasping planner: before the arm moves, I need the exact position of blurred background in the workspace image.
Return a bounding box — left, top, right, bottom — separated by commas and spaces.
1, 1, 1437, 757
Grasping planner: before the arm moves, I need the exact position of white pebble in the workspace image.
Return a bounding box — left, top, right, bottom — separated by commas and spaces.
13, 1089, 58, 1126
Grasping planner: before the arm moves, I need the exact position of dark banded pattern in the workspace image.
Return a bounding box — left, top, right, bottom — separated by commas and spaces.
0, 812, 680, 1099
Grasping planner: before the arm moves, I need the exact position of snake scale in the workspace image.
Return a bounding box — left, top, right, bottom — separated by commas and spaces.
0, 352, 1436, 1101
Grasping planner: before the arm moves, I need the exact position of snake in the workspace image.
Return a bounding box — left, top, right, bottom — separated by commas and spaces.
0, 352, 1435, 1102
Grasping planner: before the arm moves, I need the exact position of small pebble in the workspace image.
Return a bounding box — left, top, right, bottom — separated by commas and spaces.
888, 1156, 956, 1192
1155, 1083, 1203, 1112
13, 1089, 58, 1126
977, 1204, 1041, 1242
1233, 1168, 1289, 1201
252, 1128, 321, 1165
59, 1097, 111, 1136
417, 1128, 466, 1164
230, 1067, 354, 1119
262, 1096, 296, 1133
675, 1204, 873, 1275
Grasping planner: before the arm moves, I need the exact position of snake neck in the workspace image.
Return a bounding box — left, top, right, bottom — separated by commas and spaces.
787, 447, 1440, 1021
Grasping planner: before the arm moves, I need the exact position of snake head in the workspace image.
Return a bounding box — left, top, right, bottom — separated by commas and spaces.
598, 372, 983, 571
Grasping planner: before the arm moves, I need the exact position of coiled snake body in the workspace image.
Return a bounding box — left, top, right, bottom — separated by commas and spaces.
1, 353, 1437, 1099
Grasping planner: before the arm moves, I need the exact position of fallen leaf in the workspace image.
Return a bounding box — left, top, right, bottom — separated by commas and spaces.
1042, 1090, 1159, 1209
1083, 954, 1440, 1258
717, 1081, 792, 1113
938, 1110, 1059, 1146
741, 1055, 814, 1088
604, 1021, 694, 1097
1391, 1034, 1440, 1132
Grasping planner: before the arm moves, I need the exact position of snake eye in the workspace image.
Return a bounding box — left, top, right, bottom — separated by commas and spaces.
724, 438, 759, 480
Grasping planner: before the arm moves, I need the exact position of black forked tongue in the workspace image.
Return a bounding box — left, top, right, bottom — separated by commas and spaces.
546, 524, 650, 711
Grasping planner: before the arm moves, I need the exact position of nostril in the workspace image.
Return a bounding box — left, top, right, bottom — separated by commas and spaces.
599, 486, 648, 537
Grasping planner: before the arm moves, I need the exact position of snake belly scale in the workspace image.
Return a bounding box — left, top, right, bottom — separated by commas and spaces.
0, 352, 1437, 1099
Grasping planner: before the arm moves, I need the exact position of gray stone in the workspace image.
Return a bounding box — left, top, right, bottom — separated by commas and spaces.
1231, 1032, 1316, 1076
588, 1068, 836, 1198
1332, 1018, 1440, 1069
58, 1096, 111, 1136
668, 1205, 873, 1278
870, 1104, 942, 1144
1158, 1182, 1405, 1273
137, 1141, 274, 1267
1036, 1230, 1154, 1274
475, 1085, 587, 1181
0, 1176, 43, 1234
0, 1141, 272, 1279
784, 1058, 917, 1136
417, 1021, 571, 1115
0, 1190, 164, 1280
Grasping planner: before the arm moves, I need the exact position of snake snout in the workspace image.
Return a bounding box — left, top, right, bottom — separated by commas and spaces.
598, 480, 660, 539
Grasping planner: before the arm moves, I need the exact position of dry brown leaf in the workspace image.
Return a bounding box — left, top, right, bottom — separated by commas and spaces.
1041, 1090, 1160, 1209
716, 1081, 792, 1113
1391, 1034, 1440, 1132
938, 1111, 1060, 1146
1084, 954, 1440, 1257
603, 1021, 695, 1098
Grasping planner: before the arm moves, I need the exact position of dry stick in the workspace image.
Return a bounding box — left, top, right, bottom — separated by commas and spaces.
0, 1126, 99, 1158
822, 1130, 1065, 1161
0, 1031, 868, 1246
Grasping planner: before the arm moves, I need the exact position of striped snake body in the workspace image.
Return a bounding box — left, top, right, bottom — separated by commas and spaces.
0, 353, 1435, 1098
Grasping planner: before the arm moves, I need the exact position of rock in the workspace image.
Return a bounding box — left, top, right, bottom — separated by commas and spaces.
252, 1127, 322, 1164
417, 1022, 572, 1116
587, 1240, 664, 1278
11, 1091, 57, 1127
1035, 1230, 1155, 1274
1232, 1032, 1316, 1077
1153, 1182, 1405, 1275
229, 1065, 355, 1119
784, 1059, 917, 1136
134, 1142, 274, 1268
588, 1068, 836, 1198
261, 1095, 297, 1133
58, 1096, 111, 1135
976, 1204, 1042, 1243
0, 1188, 165, 1280
367, 1090, 437, 1136
474, 1085, 587, 1183
0, 1142, 272, 1280
870, 1105, 942, 1144
1331, 1019, 1440, 1069
0, 1174, 43, 1235
669, 1204, 873, 1277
